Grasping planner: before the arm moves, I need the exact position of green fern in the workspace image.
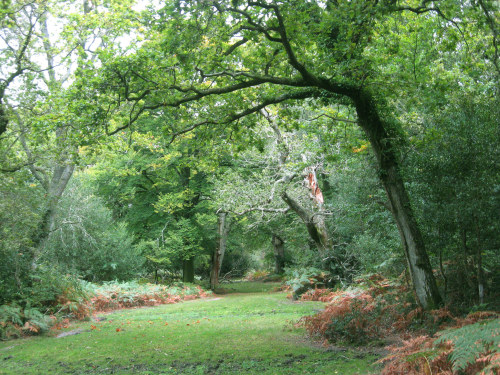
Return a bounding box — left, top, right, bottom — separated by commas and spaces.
0, 305, 23, 340
435, 318, 500, 372
23, 307, 50, 333
0, 305, 23, 325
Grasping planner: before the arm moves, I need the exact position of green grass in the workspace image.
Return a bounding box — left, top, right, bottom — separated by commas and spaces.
216, 281, 282, 294
0, 282, 380, 374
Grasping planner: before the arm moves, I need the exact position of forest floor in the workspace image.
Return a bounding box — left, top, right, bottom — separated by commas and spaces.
0, 282, 382, 374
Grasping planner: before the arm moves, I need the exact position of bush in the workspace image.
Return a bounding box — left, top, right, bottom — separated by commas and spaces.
301, 288, 387, 345
0, 305, 52, 340
301, 274, 415, 345
285, 267, 331, 300
220, 246, 254, 279
86, 281, 211, 312
380, 318, 500, 375
245, 270, 270, 281
0, 172, 44, 304
26, 265, 88, 311
42, 178, 143, 282
435, 318, 500, 374
1, 280, 212, 341
298, 273, 500, 373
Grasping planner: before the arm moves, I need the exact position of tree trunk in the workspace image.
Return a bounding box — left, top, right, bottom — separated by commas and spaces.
30, 163, 75, 268
281, 192, 330, 253
474, 220, 485, 305
210, 211, 230, 290
20, 13, 77, 269
461, 228, 476, 292
264, 109, 331, 254
182, 257, 195, 283
0, 101, 7, 137
272, 234, 285, 274
353, 91, 442, 309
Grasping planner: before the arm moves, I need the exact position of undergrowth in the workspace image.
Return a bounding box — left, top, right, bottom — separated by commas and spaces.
284, 267, 332, 300
300, 274, 406, 345
87, 281, 210, 315
0, 281, 210, 340
380, 317, 500, 374
0, 305, 52, 340
244, 270, 283, 282
298, 274, 500, 374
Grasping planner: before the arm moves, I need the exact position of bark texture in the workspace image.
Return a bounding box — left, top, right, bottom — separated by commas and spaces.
210, 211, 230, 289
0, 102, 7, 136
183, 258, 195, 283
30, 163, 75, 267
272, 234, 285, 274
281, 191, 330, 253
352, 90, 442, 309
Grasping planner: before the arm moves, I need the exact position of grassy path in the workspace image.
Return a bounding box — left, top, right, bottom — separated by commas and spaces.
0, 282, 380, 374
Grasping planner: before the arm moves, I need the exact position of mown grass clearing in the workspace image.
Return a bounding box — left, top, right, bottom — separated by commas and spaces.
0, 282, 380, 374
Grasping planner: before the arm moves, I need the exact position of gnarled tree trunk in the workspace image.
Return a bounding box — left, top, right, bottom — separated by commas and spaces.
353, 90, 442, 309
281, 191, 330, 253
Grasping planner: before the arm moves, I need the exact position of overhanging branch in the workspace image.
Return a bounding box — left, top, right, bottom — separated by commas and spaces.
166, 89, 318, 143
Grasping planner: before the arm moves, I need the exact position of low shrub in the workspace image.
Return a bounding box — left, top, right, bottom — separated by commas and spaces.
285, 267, 332, 300
298, 274, 500, 374
1, 280, 211, 340
26, 266, 87, 311
301, 288, 388, 345
79, 281, 211, 314
245, 270, 270, 281
379, 318, 500, 375
0, 305, 52, 340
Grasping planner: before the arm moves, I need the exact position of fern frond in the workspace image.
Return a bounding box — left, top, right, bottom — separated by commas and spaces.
435, 319, 500, 372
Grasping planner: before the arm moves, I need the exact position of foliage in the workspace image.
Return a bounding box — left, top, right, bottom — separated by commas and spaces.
42, 177, 143, 282
380, 318, 500, 375
301, 287, 387, 345
0, 172, 44, 304
0, 0, 499, 361
89, 130, 217, 281
87, 281, 211, 313
405, 98, 500, 309
285, 267, 331, 300
326, 151, 403, 277
435, 318, 500, 373
301, 274, 433, 345
300, 273, 500, 373
219, 238, 255, 279
26, 266, 85, 309
0, 305, 51, 341
245, 270, 270, 281
0, 305, 23, 340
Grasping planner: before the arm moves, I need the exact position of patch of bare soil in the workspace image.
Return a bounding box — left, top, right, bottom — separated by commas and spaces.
56, 329, 90, 338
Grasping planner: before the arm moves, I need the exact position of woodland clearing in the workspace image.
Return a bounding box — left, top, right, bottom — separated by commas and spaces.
0, 282, 379, 375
